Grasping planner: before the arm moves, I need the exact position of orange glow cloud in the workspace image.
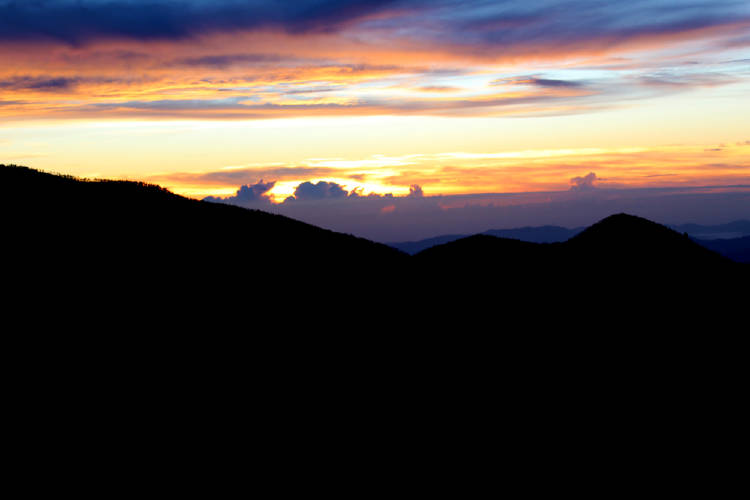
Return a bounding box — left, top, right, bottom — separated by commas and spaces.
148, 143, 750, 200
2, 12, 748, 122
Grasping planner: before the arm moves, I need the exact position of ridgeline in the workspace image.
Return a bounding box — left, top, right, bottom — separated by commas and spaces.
3, 164, 745, 319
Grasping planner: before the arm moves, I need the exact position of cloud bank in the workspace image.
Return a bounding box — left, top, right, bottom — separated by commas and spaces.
1, 1, 748, 120
204, 180, 276, 205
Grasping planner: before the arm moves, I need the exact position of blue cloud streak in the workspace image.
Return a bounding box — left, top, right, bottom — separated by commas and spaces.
1, 0, 747, 49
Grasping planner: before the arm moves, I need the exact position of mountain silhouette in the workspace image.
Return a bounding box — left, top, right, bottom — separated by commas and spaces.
2, 164, 407, 316
2, 164, 405, 260
564, 213, 732, 270
414, 213, 743, 311
391, 221, 750, 257
3, 165, 745, 321
6, 167, 744, 471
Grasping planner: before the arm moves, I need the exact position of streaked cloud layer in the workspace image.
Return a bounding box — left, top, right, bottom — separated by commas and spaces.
1, 0, 749, 120
147, 142, 750, 199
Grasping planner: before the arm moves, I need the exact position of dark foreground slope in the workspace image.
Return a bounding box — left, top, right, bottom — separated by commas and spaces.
2, 165, 407, 312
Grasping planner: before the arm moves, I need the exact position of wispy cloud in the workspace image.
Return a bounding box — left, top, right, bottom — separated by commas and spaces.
570, 172, 599, 191
148, 143, 750, 201
1, 1, 748, 121
0, 0, 400, 44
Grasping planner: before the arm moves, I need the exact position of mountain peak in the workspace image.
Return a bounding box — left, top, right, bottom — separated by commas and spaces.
571, 213, 674, 242
566, 212, 732, 271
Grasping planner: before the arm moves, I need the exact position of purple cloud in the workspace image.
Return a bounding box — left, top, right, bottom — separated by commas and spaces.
204, 180, 276, 205
570, 172, 598, 191
408, 184, 424, 197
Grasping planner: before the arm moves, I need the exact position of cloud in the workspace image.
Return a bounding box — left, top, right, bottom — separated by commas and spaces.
94, 97, 248, 111
176, 53, 289, 68
0, 0, 399, 44
248, 179, 401, 203
28, 85, 602, 120
491, 76, 583, 88
570, 172, 598, 191
204, 180, 275, 205
0, 76, 79, 92
638, 72, 738, 88
531, 78, 583, 88
285, 180, 350, 202
408, 184, 424, 197
417, 86, 461, 92
154, 143, 750, 201
1, 1, 747, 61
155, 166, 341, 187
436, 0, 750, 57
3, 1, 747, 123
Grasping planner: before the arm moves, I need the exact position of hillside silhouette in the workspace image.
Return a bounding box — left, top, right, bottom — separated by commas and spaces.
413, 213, 745, 314
2, 164, 407, 314
416, 213, 737, 279
3, 165, 745, 320
2, 164, 404, 263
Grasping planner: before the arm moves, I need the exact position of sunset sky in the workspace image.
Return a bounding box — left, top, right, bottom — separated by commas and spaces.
2, 0, 749, 239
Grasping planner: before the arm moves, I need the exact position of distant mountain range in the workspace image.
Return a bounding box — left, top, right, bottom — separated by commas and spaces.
696, 236, 750, 264
3, 164, 746, 322
389, 220, 750, 262
672, 220, 750, 240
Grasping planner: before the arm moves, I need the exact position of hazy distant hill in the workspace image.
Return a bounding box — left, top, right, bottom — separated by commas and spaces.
696, 236, 750, 263
484, 225, 584, 243
672, 220, 750, 240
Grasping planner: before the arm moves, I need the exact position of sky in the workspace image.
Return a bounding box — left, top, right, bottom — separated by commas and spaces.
1, 0, 749, 240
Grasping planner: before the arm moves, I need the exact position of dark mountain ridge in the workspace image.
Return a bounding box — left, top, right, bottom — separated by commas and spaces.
414, 213, 744, 308
3, 165, 745, 317
2, 164, 408, 315
3, 164, 406, 266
